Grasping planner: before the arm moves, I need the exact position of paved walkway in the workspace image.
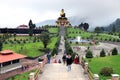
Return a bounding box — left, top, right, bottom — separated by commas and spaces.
39, 35, 88, 80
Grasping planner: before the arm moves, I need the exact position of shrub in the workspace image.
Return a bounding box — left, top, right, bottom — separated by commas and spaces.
109, 38, 111, 41
14, 38, 16, 41
86, 50, 93, 58
70, 41, 72, 44
113, 38, 116, 42
100, 67, 113, 76
100, 49, 106, 57
76, 42, 78, 44
112, 47, 118, 55
23, 40, 26, 43
105, 38, 107, 41
51, 47, 58, 56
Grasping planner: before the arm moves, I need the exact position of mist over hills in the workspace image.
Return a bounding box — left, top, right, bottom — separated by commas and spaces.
104, 18, 120, 32
36, 16, 87, 27
36, 16, 120, 31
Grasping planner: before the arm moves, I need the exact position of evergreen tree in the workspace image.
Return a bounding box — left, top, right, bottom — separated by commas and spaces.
40, 32, 50, 48
100, 49, 106, 57
79, 23, 84, 29
86, 50, 93, 58
94, 27, 101, 35
112, 47, 118, 55
28, 19, 36, 36
83, 23, 89, 31
0, 40, 3, 51
118, 33, 120, 38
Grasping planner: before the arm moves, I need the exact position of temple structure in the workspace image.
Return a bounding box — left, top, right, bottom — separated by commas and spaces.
56, 9, 70, 27
0, 50, 26, 74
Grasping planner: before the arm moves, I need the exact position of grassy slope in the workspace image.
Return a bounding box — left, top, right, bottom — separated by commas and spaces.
7, 69, 36, 80
67, 28, 91, 38
48, 28, 58, 33
3, 37, 58, 57
66, 28, 119, 41
88, 55, 120, 79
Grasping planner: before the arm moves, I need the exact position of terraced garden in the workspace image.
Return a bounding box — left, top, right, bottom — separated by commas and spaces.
87, 55, 120, 79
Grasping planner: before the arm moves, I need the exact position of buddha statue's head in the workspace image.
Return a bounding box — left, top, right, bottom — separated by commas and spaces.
60, 9, 65, 17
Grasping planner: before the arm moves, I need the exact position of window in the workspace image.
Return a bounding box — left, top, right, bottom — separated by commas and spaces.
3, 61, 11, 66
12, 59, 20, 64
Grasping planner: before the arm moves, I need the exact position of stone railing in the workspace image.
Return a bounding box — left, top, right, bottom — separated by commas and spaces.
29, 56, 48, 80
79, 57, 119, 80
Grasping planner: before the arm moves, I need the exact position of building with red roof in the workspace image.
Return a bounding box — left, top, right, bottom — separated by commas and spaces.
17, 24, 29, 29
0, 50, 26, 74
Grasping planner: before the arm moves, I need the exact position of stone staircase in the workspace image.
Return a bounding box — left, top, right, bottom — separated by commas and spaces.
39, 63, 88, 80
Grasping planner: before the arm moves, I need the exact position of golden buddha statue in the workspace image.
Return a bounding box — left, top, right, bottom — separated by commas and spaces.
60, 9, 65, 17
56, 9, 70, 27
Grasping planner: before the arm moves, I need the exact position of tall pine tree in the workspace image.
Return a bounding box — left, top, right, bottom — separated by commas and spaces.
28, 19, 36, 36
0, 40, 3, 51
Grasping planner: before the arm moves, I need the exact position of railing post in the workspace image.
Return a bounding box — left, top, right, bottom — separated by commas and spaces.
39, 62, 43, 69
29, 72, 35, 80
111, 74, 119, 80
84, 62, 88, 74
94, 74, 99, 80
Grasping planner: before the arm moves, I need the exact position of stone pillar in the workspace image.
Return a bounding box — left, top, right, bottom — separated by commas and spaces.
79, 56, 82, 64
84, 62, 88, 74
39, 62, 43, 69
29, 72, 35, 80
94, 74, 99, 80
1, 63, 3, 67
11, 61, 12, 64
111, 74, 119, 80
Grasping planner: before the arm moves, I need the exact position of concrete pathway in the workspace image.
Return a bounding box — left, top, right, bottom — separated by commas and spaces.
39, 36, 88, 80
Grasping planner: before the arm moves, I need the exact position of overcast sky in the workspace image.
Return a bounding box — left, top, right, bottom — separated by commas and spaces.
0, 0, 120, 28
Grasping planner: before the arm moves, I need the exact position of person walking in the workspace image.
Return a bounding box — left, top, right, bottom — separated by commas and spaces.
74, 54, 79, 64
62, 54, 66, 64
47, 52, 51, 64
66, 54, 73, 71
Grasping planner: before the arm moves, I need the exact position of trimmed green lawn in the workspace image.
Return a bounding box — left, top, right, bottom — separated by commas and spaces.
66, 28, 120, 41
3, 36, 58, 57
7, 69, 36, 80
48, 28, 58, 33
66, 28, 91, 39
88, 55, 120, 79
8, 36, 32, 41
3, 42, 44, 57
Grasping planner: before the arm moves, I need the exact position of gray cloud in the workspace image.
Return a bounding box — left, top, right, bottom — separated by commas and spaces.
0, 0, 120, 28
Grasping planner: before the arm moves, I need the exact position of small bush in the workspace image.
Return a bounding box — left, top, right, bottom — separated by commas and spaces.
112, 47, 118, 55
76, 42, 78, 44
70, 41, 72, 44
14, 38, 16, 41
100, 67, 113, 76
100, 49, 106, 57
86, 50, 93, 58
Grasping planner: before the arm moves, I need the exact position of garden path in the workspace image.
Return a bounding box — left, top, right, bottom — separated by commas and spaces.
39, 32, 88, 80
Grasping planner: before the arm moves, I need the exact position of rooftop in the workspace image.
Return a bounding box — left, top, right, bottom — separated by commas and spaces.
0, 50, 26, 63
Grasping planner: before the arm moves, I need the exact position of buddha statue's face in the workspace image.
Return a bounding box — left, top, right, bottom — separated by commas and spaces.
60, 9, 65, 17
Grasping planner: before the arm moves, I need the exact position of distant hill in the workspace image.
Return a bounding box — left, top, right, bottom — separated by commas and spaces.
35, 16, 87, 27
104, 18, 120, 32
36, 20, 55, 27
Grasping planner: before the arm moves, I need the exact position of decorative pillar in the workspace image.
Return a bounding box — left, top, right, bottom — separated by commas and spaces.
1, 63, 3, 67
84, 62, 88, 74
29, 72, 35, 80
94, 74, 99, 80
11, 61, 12, 64
111, 74, 119, 80
79, 56, 82, 64
39, 62, 43, 69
